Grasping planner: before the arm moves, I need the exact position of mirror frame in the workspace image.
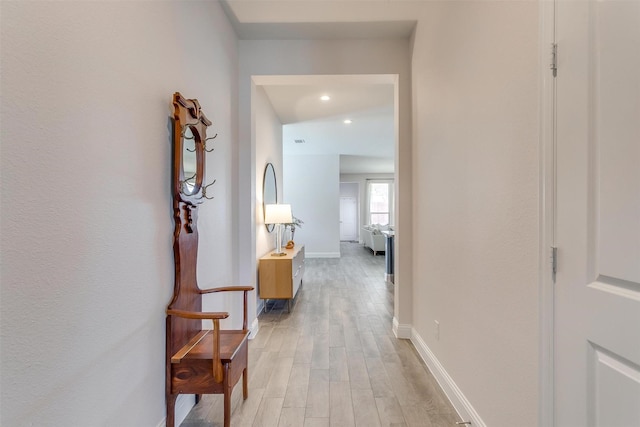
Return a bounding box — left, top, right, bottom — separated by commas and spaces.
263, 163, 277, 232
172, 93, 211, 204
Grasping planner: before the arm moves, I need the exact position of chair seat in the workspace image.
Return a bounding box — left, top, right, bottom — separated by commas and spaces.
172, 329, 249, 364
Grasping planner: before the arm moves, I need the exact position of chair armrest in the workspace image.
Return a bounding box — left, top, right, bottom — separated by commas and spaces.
197, 286, 255, 331
166, 308, 229, 320
166, 308, 227, 383
199, 286, 254, 294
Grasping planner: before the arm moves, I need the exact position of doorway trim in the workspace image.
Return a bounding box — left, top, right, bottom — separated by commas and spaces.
250, 73, 406, 323
538, 0, 556, 426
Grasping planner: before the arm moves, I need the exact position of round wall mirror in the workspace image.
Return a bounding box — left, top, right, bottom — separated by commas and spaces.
182, 126, 198, 195
263, 163, 277, 232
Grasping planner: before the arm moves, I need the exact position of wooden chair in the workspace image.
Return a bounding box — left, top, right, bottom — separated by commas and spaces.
166, 286, 253, 427
166, 93, 254, 427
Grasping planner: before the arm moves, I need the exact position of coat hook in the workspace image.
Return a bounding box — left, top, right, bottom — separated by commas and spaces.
181, 172, 196, 184
182, 124, 196, 152
198, 179, 216, 200
179, 173, 197, 195
202, 134, 217, 153
180, 124, 197, 139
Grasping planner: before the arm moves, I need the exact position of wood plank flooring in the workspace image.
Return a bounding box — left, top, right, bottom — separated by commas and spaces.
180, 242, 460, 427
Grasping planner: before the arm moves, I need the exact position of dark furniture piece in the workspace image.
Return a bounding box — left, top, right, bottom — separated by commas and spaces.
165, 93, 253, 427
382, 231, 394, 284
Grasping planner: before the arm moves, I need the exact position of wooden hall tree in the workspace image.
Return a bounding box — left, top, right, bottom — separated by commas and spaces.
165, 92, 253, 427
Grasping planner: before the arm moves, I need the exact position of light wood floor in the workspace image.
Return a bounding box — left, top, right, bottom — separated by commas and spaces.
181, 242, 460, 427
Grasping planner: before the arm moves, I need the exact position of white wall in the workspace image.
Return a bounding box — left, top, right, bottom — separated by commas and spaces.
283, 155, 340, 257
255, 86, 283, 259
340, 182, 359, 200
0, 2, 238, 425
411, 2, 540, 426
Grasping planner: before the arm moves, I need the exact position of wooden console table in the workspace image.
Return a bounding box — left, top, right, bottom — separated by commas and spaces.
258, 245, 305, 312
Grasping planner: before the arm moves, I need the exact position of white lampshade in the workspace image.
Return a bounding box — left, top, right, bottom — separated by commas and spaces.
264, 204, 292, 224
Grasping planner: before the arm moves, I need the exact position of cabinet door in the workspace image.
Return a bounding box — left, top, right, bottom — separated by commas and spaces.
293, 247, 305, 297
259, 258, 293, 299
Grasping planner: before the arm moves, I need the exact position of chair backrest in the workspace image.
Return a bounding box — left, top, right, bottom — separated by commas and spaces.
166, 200, 202, 357
166, 92, 212, 357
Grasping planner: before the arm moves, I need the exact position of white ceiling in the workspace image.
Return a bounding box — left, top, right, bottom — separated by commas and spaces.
263, 83, 393, 125
259, 78, 396, 174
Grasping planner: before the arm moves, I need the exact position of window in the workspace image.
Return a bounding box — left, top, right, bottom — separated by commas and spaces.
367, 180, 393, 225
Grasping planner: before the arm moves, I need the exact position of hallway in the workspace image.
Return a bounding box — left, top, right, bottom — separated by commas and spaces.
181, 242, 459, 426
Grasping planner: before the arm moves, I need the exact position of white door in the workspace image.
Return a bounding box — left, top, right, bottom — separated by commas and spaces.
555, 1, 640, 425
340, 197, 358, 241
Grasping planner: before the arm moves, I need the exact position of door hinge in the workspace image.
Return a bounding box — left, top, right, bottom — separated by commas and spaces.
551, 246, 558, 281
550, 43, 558, 77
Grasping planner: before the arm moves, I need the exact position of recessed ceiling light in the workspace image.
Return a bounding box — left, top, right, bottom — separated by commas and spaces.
344, 119, 352, 124
320, 95, 331, 101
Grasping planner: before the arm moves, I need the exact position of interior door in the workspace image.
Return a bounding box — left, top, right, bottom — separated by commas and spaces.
555, 1, 640, 425
339, 197, 358, 241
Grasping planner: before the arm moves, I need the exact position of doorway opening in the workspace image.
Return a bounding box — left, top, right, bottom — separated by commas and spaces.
252, 74, 398, 260
340, 182, 359, 242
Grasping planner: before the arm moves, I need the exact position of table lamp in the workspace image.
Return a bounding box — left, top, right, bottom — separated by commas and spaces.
264, 204, 292, 256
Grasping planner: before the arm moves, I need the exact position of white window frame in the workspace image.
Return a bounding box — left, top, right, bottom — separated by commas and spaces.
366, 179, 394, 226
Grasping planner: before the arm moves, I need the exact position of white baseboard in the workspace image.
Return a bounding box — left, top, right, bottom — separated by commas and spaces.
306, 252, 341, 258
410, 328, 486, 427
249, 316, 260, 339
392, 317, 412, 339
156, 394, 194, 427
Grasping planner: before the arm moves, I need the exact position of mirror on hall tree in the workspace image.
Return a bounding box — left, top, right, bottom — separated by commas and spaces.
181, 126, 198, 195
263, 163, 277, 232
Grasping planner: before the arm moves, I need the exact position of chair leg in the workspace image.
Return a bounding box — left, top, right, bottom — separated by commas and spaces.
223, 364, 232, 427
166, 393, 177, 427
243, 367, 248, 400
